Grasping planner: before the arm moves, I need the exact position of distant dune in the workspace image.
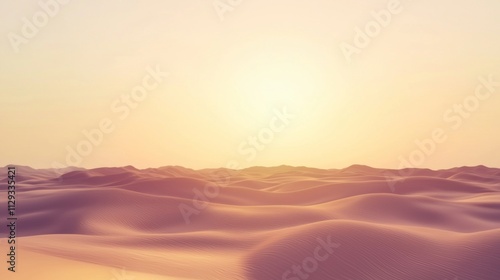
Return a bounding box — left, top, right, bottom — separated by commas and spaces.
1, 165, 500, 280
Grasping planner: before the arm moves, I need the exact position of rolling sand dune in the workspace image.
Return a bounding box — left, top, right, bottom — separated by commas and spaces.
1, 165, 500, 279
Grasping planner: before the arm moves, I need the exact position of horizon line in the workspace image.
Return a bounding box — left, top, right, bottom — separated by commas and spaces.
3, 163, 500, 172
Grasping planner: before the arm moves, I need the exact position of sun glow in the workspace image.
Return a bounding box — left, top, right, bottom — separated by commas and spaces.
232, 51, 327, 112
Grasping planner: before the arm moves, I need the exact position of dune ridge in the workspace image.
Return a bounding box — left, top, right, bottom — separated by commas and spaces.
1, 165, 500, 280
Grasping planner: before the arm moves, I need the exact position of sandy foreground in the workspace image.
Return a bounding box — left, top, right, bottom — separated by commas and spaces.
1, 165, 500, 280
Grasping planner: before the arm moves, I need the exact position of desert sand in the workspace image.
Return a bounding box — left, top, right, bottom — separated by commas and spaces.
1, 165, 500, 280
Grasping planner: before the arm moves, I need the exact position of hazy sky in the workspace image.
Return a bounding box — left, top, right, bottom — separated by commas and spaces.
1, 0, 499, 169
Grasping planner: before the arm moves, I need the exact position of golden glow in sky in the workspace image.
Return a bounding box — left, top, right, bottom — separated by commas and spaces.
1, 0, 499, 169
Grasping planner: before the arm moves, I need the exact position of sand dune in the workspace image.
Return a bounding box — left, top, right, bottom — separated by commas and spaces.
1, 165, 500, 279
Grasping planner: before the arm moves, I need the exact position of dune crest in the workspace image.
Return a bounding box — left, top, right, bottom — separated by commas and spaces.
1, 165, 500, 280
